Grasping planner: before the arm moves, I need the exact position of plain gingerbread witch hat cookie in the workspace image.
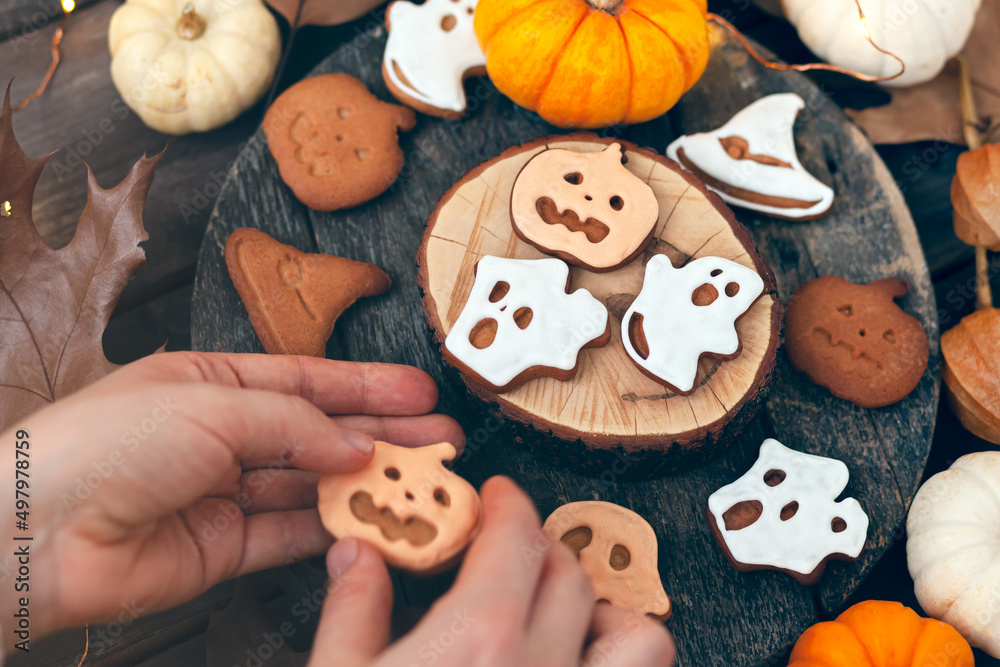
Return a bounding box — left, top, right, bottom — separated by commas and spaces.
225, 228, 391, 356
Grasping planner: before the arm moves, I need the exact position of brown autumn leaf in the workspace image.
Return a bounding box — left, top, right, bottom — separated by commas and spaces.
951, 142, 1000, 250
264, 0, 385, 28
205, 581, 310, 667
0, 88, 160, 431
844, 0, 1000, 146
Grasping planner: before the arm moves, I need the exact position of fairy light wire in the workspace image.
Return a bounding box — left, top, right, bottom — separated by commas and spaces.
707, 0, 906, 84
14, 2, 74, 113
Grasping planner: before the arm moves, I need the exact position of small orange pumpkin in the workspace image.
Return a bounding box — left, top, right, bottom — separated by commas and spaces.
473, 0, 710, 128
789, 600, 975, 667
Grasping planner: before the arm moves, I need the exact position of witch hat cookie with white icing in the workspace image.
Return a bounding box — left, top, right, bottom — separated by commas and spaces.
383, 0, 486, 119
666, 93, 835, 221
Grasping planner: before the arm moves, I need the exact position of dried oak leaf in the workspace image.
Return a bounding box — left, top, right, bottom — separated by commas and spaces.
264, 0, 384, 27
952, 142, 1000, 250
0, 89, 160, 430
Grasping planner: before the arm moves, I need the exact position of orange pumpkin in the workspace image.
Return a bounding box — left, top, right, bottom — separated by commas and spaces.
789, 601, 975, 667
473, 0, 710, 128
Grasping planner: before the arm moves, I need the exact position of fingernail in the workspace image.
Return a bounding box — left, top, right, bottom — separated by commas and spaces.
342, 428, 374, 453
327, 538, 359, 579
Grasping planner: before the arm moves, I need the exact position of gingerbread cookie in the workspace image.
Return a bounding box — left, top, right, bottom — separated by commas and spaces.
263, 74, 416, 211
383, 0, 486, 119
317, 441, 481, 573
225, 228, 391, 357
622, 255, 765, 394
785, 276, 929, 408
666, 94, 835, 221
444, 256, 610, 393
543, 501, 671, 620
509, 143, 660, 272
707, 438, 869, 585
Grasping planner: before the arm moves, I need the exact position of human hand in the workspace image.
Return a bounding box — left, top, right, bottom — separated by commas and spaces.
307, 477, 676, 667
0, 351, 462, 649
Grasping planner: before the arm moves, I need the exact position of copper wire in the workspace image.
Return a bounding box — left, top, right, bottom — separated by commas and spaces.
15, 17, 67, 113
707, 0, 906, 84
76, 625, 89, 667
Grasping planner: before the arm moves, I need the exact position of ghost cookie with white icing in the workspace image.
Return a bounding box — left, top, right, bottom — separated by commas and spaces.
443, 256, 610, 393
666, 93, 835, 221
707, 438, 869, 585
383, 0, 486, 119
622, 255, 765, 395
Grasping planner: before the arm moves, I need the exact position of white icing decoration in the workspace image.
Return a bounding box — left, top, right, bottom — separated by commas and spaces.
384, 0, 485, 114
445, 256, 608, 389
622, 255, 765, 393
708, 438, 870, 577
665, 93, 835, 219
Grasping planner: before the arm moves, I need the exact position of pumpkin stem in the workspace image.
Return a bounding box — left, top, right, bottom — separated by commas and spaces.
176, 3, 207, 40
586, 0, 625, 12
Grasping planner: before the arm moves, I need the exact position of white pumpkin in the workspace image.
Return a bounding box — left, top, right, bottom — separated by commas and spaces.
108, 0, 281, 135
907, 451, 1000, 657
782, 0, 982, 87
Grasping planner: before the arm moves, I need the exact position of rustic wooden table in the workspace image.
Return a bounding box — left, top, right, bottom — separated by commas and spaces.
4, 0, 998, 665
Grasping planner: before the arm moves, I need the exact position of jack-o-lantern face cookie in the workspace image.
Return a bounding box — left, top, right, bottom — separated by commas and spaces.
263, 74, 416, 212
542, 501, 671, 620
510, 144, 660, 272
785, 276, 929, 408
317, 441, 480, 573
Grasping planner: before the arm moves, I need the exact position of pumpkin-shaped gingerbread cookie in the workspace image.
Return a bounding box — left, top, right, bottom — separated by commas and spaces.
510, 143, 659, 272
317, 441, 480, 573
785, 276, 929, 408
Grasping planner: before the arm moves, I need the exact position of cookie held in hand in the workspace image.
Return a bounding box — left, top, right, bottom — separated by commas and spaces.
707, 438, 869, 585
263, 73, 416, 211
542, 501, 671, 620
225, 228, 391, 357
785, 276, 929, 408
318, 441, 481, 573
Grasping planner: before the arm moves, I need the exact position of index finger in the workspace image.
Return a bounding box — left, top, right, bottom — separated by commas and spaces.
123, 352, 440, 416
452, 476, 547, 619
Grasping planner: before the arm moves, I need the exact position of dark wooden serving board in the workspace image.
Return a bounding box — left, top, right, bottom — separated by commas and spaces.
191, 27, 940, 667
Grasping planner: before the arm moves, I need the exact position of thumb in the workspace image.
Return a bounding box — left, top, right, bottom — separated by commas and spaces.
308, 538, 393, 667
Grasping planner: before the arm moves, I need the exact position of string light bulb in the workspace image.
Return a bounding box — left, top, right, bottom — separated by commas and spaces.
62, 0, 75, 13
1, 201, 11, 217
858, 16, 870, 39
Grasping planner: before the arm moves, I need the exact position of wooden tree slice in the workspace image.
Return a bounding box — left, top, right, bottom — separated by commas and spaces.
418, 134, 782, 469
